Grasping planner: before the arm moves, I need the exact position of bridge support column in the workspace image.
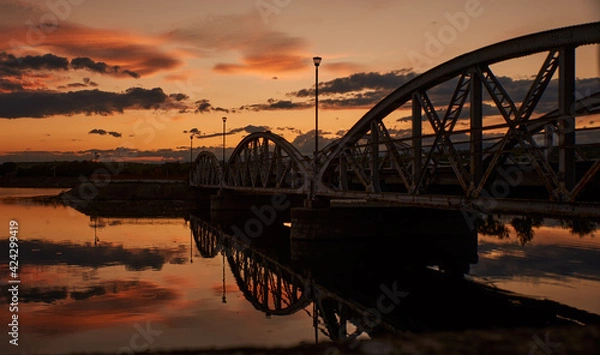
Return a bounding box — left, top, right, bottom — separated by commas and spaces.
290, 206, 478, 274
210, 192, 295, 223
558, 46, 576, 195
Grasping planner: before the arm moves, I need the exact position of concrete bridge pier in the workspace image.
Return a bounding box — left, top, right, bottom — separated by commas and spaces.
210, 191, 296, 221
290, 205, 478, 275
209, 191, 306, 245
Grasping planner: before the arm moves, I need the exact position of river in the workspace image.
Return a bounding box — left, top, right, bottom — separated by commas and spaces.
0, 187, 598, 354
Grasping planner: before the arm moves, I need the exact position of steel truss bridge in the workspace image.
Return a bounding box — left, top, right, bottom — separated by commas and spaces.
191, 22, 600, 217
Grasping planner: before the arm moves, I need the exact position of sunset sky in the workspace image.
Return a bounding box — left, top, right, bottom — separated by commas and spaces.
0, 0, 598, 162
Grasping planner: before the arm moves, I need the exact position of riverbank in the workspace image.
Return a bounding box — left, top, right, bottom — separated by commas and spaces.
61, 324, 600, 354
57, 180, 209, 217
0, 176, 80, 188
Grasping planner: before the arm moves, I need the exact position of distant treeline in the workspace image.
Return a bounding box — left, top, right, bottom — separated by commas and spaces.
0, 161, 189, 179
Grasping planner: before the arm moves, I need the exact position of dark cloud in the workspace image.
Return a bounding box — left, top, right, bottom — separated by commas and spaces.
194, 99, 230, 114
0, 52, 69, 72
195, 99, 212, 113
290, 130, 339, 155
240, 70, 416, 111
72, 57, 117, 75
183, 128, 201, 135
0, 78, 24, 91
276, 126, 303, 135
0, 87, 170, 118
169, 93, 189, 101
290, 69, 416, 98
70, 57, 140, 78
244, 67, 599, 114
0, 52, 140, 80
122, 69, 140, 79
214, 107, 230, 113
187, 125, 270, 139
57, 78, 100, 90
82, 78, 99, 87
89, 129, 122, 138
239, 99, 310, 111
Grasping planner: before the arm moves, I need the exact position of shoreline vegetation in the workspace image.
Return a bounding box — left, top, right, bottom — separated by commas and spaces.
0, 161, 190, 188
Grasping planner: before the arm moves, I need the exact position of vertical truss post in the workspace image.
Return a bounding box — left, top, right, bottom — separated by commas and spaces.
544, 124, 554, 163
412, 92, 422, 192
370, 121, 381, 193
470, 69, 483, 194
558, 46, 576, 193
338, 152, 348, 190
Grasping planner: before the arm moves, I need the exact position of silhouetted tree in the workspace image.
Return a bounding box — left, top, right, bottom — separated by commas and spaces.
560, 219, 597, 237
477, 215, 510, 240
0, 162, 17, 176
510, 217, 543, 245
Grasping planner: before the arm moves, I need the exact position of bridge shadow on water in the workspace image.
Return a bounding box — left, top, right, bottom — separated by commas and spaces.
189, 211, 600, 344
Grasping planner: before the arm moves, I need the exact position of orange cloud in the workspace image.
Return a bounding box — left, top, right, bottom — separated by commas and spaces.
167, 13, 311, 76
0, 23, 182, 77
325, 61, 366, 75
214, 54, 309, 74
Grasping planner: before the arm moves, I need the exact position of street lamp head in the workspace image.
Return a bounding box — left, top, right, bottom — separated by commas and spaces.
222, 116, 227, 123
313, 56, 322, 67
190, 134, 193, 140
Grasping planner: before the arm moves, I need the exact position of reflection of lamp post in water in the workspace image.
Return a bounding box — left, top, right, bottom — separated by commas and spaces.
90, 216, 100, 246
189, 224, 193, 264
221, 241, 227, 303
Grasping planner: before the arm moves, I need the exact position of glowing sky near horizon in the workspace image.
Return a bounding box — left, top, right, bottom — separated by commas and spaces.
0, 0, 598, 162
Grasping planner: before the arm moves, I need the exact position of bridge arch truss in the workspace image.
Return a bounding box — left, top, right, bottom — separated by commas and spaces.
317, 22, 600, 212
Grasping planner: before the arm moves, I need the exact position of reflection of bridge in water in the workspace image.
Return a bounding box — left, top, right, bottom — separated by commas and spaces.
190, 215, 600, 343
191, 22, 600, 218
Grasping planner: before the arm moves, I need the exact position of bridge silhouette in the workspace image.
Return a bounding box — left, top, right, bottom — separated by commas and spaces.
191, 22, 600, 218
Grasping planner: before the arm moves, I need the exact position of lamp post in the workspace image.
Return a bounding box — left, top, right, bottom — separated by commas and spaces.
221, 117, 227, 191
222, 117, 227, 165
313, 56, 321, 157
190, 134, 194, 182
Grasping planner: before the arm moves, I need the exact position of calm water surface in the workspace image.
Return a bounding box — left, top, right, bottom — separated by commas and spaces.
0, 188, 598, 354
